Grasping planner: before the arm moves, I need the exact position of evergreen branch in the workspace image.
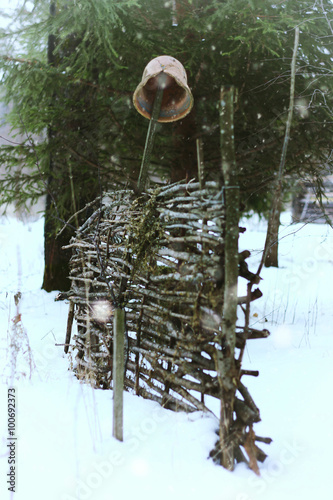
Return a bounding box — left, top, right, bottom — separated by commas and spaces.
0, 55, 130, 96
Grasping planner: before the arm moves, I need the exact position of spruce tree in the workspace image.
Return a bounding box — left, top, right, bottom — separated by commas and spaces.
0, 0, 332, 288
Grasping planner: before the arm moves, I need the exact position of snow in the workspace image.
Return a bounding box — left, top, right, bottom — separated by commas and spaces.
1, 209, 333, 500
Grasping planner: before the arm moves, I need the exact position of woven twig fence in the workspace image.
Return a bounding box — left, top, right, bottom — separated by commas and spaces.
61, 177, 271, 471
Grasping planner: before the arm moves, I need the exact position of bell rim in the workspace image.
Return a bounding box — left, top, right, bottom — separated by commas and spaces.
133, 56, 194, 123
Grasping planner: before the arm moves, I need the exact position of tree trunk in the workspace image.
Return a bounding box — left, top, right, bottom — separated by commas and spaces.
259, 27, 299, 272
42, 1, 100, 291
42, 199, 72, 292
42, 1, 71, 291
264, 187, 281, 268
171, 109, 197, 183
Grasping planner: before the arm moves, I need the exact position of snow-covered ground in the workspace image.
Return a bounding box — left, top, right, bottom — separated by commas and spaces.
0, 210, 332, 500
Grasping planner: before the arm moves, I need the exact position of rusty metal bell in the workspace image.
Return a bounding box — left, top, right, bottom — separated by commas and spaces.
133, 55, 194, 123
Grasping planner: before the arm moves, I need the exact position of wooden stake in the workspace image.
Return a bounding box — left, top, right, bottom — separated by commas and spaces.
196, 138, 204, 190
220, 85, 239, 356
64, 301, 74, 354
113, 308, 125, 441
218, 85, 239, 471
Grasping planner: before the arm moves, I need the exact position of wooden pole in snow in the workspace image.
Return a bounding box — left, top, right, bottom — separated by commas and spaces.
220, 85, 239, 358
113, 308, 125, 441
218, 85, 239, 471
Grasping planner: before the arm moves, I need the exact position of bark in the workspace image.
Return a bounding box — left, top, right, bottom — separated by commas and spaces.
264, 189, 281, 267
42, 216, 72, 291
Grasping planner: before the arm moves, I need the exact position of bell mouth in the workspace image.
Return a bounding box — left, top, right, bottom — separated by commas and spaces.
135, 73, 192, 123
133, 56, 194, 123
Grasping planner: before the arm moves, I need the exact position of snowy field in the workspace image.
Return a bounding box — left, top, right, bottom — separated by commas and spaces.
0, 210, 332, 500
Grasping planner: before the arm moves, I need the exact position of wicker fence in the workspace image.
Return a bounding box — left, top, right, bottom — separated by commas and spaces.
60, 176, 271, 472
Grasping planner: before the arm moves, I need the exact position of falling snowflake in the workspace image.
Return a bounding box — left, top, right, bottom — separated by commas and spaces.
91, 301, 113, 323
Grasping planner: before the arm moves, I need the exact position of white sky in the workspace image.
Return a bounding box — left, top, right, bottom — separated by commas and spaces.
0, 0, 17, 28
0, 1, 32, 30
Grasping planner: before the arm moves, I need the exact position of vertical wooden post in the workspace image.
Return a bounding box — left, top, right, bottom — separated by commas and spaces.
220, 86, 239, 357
218, 85, 239, 470
64, 301, 74, 353
113, 308, 125, 441
196, 138, 204, 191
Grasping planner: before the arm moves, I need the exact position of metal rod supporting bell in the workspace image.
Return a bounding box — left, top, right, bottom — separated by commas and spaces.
137, 85, 164, 194
134, 56, 194, 194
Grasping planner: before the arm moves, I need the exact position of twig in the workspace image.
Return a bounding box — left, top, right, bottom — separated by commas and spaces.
57, 197, 101, 237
